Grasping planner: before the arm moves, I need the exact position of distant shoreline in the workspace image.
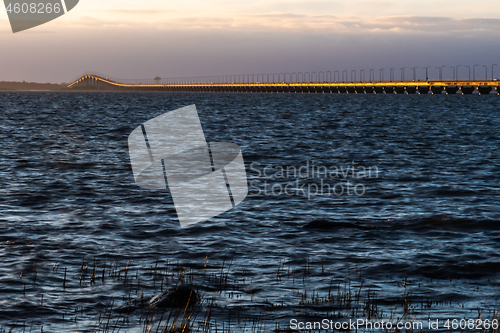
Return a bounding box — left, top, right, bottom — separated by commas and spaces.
0, 81, 69, 91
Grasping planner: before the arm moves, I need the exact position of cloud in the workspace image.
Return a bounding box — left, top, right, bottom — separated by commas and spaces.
54, 13, 500, 37
100, 8, 175, 15
343, 16, 500, 33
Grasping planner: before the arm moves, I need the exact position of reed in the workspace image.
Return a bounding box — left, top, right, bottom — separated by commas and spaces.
2, 256, 500, 333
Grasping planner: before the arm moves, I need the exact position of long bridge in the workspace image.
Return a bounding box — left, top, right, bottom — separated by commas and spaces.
68, 74, 500, 95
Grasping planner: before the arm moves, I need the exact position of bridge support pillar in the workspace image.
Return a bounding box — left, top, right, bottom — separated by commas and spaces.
478, 86, 492, 95
461, 86, 475, 94
406, 86, 417, 94
395, 86, 405, 94
431, 86, 444, 94
445, 86, 459, 94
418, 86, 429, 94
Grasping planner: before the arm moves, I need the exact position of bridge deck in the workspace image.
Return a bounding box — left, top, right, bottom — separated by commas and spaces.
68, 75, 499, 93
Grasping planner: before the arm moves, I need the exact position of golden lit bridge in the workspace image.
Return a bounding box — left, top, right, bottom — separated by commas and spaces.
68, 73, 500, 95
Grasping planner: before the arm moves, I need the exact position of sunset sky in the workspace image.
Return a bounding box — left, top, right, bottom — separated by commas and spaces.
1, 0, 500, 82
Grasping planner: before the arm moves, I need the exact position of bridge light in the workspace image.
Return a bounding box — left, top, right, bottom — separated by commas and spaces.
473, 64, 479, 80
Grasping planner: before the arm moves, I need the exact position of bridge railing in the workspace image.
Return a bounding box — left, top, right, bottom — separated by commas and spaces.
69, 72, 163, 85
70, 66, 500, 86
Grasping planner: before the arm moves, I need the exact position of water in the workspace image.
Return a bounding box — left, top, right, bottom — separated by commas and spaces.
1, 91, 500, 332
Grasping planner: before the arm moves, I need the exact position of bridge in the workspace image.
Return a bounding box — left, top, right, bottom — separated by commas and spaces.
68, 74, 500, 95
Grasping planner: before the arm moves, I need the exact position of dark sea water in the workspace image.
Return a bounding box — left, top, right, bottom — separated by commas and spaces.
1, 92, 500, 332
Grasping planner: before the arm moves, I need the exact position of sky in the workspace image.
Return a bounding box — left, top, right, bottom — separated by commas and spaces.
1, 0, 500, 83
